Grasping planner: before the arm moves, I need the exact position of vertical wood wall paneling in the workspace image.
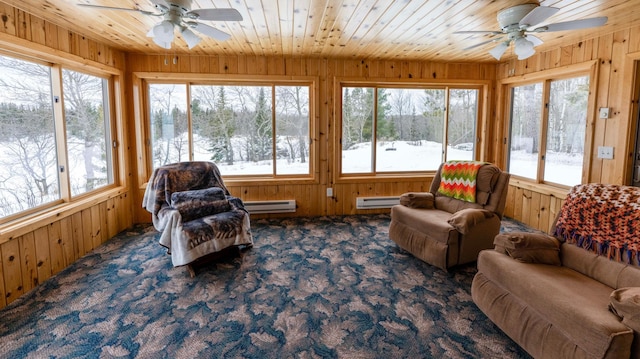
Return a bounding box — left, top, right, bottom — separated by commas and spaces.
19, 232, 38, 294
1, 238, 22, 304
0, 195, 131, 309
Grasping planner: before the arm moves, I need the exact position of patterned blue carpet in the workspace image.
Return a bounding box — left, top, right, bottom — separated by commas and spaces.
0, 214, 534, 358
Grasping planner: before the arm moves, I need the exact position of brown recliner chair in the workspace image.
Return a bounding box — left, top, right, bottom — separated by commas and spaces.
389, 162, 510, 270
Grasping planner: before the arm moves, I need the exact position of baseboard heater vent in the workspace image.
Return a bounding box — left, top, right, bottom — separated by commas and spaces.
244, 200, 296, 214
356, 196, 400, 209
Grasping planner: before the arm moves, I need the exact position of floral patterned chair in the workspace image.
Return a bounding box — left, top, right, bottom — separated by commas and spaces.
143, 161, 253, 276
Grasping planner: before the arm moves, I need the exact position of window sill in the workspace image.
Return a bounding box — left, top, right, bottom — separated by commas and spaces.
508, 178, 570, 199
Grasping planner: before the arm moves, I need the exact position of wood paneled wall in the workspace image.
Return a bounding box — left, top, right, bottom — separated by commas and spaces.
126, 55, 497, 222
0, 192, 131, 308
498, 26, 640, 233
0, 4, 132, 309
2, 0, 640, 310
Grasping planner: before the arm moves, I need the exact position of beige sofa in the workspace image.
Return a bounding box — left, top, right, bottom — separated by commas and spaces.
472, 184, 640, 359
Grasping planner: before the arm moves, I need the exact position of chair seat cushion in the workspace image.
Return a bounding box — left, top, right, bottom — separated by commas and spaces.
391, 205, 456, 244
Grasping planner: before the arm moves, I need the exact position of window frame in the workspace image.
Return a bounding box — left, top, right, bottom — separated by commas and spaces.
334, 78, 490, 182
133, 73, 319, 187
501, 60, 598, 189
61, 67, 116, 198
0, 50, 124, 226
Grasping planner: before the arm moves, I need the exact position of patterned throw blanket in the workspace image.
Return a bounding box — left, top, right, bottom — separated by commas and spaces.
143, 161, 253, 267
554, 183, 640, 265
437, 160, 486, 202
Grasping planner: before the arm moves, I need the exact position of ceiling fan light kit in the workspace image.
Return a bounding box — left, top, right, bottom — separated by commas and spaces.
78, 0, 242, 49
455, 2, 608, 61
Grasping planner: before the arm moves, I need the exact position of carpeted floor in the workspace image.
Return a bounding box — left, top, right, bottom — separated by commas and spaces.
0, 214, 536, 358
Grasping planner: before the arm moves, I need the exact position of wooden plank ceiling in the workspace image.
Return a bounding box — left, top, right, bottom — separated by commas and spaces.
4, 0, 640, 62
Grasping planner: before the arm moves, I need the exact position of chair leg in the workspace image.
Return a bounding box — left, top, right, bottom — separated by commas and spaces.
187, 264, 196, 278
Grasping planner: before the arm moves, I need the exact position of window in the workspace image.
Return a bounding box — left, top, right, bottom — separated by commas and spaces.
0, 54, 118, 220
62, 69, 114, 196
0, 55, 59, 217
148, 81, 312, 177
340, 85, 479, 175
149, 84, 189, 168
508, 75, 589, 187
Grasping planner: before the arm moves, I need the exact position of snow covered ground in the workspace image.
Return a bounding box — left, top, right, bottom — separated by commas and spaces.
1, 136, 582, 217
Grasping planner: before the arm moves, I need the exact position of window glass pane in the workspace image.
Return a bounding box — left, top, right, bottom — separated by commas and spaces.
544, 76, 589, 186
0, 55, 59, 217
149, 84, 189, 168
447, 89, 478, 161
509, 83, 542, 179
420, 89, 446, 170
375, 88, 444, 172
342, 87, 374, 173
275, 86, 309, 175
191, 85, 273, 175
63, 69, 112, 196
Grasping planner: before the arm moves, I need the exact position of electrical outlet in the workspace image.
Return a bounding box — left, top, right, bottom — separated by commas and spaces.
599, 107, 610, 119
326, 187, 333, 197
597, 146, 614, 159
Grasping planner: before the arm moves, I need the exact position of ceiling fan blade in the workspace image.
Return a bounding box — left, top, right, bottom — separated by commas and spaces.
525, 34, 544, 47
463, 37, 504, 51
77, 3, 160, 16
185, 8, 243, 21
533, 16, 607, 32
454, 30, 503, 35
191, 22, 231, 41
519, 6, 559, 27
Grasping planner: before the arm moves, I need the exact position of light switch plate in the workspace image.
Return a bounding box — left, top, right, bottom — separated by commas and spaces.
326, 187, 333, 197
597, 146, 614, 159
599, 107, 610, 119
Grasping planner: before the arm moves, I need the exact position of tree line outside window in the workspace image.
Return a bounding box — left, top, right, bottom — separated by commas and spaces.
0, 54, 114, 220
148, 83, 311, 176
341, 85, 480, 174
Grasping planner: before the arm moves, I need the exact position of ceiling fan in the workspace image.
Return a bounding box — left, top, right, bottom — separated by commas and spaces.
455, 3, 607, 60
78, 0, 243, 49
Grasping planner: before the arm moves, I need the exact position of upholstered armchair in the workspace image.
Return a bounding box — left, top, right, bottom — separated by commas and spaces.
389, 161, 510, 270
143, 161, 253, 276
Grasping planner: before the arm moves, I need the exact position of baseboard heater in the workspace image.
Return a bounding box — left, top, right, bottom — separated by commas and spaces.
244, 200, 296, 214
356, 196, 400, 209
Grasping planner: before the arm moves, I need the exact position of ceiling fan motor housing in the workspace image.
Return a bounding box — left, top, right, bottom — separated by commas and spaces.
497, 3, 538, 30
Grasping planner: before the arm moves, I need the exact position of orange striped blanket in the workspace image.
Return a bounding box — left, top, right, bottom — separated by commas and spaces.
437, 161, 486, 203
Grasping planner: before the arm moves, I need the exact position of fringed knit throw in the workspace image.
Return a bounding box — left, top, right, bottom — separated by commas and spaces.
554, 183, 640, 265
437, 160, 486, 203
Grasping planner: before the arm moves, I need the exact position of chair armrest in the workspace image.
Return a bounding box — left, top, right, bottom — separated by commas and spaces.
493, 232, 561, 266
399, 192, 434, 209
609, 287, 640, 332
447, 208, 495, 234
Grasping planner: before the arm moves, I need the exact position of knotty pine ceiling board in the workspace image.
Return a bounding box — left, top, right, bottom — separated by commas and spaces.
2, 0, 640, 62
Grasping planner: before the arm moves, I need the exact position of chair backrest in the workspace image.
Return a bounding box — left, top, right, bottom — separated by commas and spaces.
429, 162, 510, 218
144, 161, 229, 216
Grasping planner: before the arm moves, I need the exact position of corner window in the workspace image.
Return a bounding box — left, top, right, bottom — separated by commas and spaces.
508, 75, 589, 187
0, 54, 118, 221
340, 85, 479, 175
